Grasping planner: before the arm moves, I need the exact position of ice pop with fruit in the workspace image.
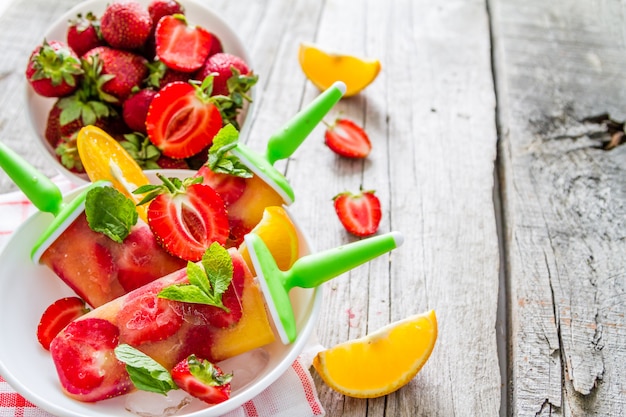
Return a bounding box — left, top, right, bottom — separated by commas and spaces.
0, 141, 186, 308
197, 81, 346, 246
49, 231, 403, 403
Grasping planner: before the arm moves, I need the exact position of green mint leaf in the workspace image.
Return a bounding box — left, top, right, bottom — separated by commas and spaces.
85, 186, 138, 243
206, 124, 252, 178
158, 243, 233, 311
202, 242, 233, 298
114, 344, 177, 395
158, 283, 214, 304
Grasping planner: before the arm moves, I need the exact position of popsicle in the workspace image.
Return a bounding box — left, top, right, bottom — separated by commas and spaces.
49, 231, 403, 403
198, 81, 346, 246
0, 142, 186, 308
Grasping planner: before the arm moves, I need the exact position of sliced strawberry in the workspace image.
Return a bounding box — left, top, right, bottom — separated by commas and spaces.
146, 81, 223, 159
324, 118, 372, 158
333, 189, 382, 237
155, 14, 219, 72
117, 280, 184, 345
49, 318, 131, 400
196, 165, 246, 206
137, 175, 229, 261
116, 226, 186, 292
171, 355, 232, 405
37, 297, 90, 350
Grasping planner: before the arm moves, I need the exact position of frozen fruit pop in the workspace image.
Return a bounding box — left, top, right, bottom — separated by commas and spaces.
48, 231, 402, 403
0, 142, 185, 308
198, 81, 346, 246
49, 246, 274, 402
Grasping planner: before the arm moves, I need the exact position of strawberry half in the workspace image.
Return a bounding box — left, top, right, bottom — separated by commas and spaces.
146, 80, 223, 159
136, 174, 229, 261
37, 296, 90, 350
155, 14, 219, 73
324, 118, 372, 158
333, 189, 382, 237
171, 355, 232, 405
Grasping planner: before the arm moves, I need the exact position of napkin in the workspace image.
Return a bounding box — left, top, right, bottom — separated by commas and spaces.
0, 176, 326, 417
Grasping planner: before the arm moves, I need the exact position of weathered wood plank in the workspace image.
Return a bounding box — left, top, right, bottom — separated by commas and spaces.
490, 0, 626, 415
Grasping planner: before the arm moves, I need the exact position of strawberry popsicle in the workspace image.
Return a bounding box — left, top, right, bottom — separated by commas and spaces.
49, 245, 274, 402
198, 81, 346, 246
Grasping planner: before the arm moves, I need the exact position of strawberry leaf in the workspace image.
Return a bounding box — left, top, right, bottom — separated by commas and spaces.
114, 344, 178, 394
85, 186, 138, 242
158, 242, 233, 311
187, 354, 232, 386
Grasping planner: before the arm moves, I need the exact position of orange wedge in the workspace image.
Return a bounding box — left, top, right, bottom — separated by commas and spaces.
298, 43, 381, 97
238, 206, 300, 273
313, 310, 437, 398
76, 125, 150, 222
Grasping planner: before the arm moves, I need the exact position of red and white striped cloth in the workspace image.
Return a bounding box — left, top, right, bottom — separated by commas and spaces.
0, 176, 325, 417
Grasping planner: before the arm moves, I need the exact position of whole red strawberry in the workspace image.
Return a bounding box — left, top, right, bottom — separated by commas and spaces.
171, 355, 232, 405
66, 12, 105, 57
83, 46, 149, 102
123, 88, 157, 133
333, 189, 382, 237
100, 1, 152, 50
196, 52, 249, 96
25, 40, 83, 97
148, 0, 185, 30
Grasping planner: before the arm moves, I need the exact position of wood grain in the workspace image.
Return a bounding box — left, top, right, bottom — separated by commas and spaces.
491, 0, 626, 415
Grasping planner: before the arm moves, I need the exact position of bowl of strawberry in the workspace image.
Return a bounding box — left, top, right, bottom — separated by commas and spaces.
25, 0, 257, 183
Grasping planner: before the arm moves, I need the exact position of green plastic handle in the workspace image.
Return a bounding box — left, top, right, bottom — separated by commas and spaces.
246, 231, 404, 344
0, 141, 63, 215
265, 81, 346, 165
231, 81, 346, 205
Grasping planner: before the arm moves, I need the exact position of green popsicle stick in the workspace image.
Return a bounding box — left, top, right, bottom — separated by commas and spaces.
245, 231, 404, 344
0, 141, 63, 216
231, 81, 346, 204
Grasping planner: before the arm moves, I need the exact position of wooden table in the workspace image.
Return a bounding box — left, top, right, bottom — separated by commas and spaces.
1, 0, 625, 416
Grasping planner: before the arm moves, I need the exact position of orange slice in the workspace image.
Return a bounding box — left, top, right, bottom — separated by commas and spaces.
313, 310, 437, 398
238, 206, 300, 273
298, 43, 381, 97
76, 125, 150, 222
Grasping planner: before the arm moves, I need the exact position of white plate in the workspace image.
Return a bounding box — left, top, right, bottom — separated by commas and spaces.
25, 0, 254, 185
0, 171, 322, 417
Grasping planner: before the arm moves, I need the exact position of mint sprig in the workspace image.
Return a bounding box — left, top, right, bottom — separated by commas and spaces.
114, 344, 178, 395
158, 242, 233, 311
206, 124, 252, 178
84, 186, 138, 242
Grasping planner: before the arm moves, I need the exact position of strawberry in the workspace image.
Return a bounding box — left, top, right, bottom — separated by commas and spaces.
195, 52, 249, 97
146, 79, 223, 159
66, 12, 105, 57
37, 297, 90, 350
195, 165, 246, 206
148, 0, 185, 30
83, 46, 149, 103
25, 40, 83, 97
49, 318, 131, 401
156, 155, 190, 169
171, 355, 232, 405
135, 174, 230, 261
100, 1, 152, 50
155, 14, 219, 73
117, 280, 184, 345
122, 88, 157, 133
333, 189, 382, 237
324, 118, 372, 158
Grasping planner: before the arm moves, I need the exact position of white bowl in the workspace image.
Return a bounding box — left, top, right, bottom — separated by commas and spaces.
26, 0, 254, 185
0, 170, 322, 417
